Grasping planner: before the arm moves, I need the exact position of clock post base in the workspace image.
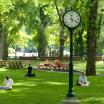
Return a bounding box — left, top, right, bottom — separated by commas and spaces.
61, 97, 80, 104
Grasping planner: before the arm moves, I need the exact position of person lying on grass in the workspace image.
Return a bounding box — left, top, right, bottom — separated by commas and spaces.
76, 72, 90, 86
0, 76, 14, 90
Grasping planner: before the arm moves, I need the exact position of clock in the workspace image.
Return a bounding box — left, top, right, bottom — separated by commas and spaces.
63, 10, 81, 29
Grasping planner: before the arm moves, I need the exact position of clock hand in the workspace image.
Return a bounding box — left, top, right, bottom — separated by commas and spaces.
70, 18, 73, 21
71, 18, 79, 24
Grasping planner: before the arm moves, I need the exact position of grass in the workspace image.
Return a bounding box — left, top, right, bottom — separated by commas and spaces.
0, 60, 104, 104
0, 69, 68, 104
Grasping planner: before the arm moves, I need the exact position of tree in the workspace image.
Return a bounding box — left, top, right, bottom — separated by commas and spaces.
0, 0, 38, 59
0, 0, 14, 60
36, 5, 49, 57
53, 0, 70, 59
86, 0, 99, 76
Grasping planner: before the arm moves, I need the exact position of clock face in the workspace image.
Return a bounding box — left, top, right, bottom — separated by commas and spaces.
63, 10, 81, 28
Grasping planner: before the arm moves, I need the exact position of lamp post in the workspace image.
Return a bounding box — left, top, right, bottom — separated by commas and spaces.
62, 9, 81, 104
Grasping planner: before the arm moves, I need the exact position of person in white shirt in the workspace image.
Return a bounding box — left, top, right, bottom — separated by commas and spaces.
77, 72, 90, 86
0, 76, 14, 90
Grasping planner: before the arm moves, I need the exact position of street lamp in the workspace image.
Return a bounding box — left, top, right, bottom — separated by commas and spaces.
62, 9, 81, 104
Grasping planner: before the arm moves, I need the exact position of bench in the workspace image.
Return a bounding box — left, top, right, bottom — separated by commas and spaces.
8, 61, 23, 68
0, 60, 6, 67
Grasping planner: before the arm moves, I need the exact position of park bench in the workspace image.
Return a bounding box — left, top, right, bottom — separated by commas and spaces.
0, 60, 6, 67
8, 61, 23, 68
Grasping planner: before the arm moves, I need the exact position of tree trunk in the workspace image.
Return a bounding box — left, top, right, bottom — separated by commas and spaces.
37, 24, 47, 57
2, 25, 8, 60
0, 40, 3, 60
0, 23, 4, 60
79, 29, 84, 59
37, 6, 48, 57
59, 26, 65, 59
86, 0, 98, 76
73, 29, 84, 57
53, 0, 66, 59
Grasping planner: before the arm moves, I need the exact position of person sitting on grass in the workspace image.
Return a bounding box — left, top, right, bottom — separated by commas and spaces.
39, 58, 51, 68
43, 58, 51, 68
53, 58, 62, 69
0, 76, 14, 90
25, 64, 35, 77
76, 72, 90, 86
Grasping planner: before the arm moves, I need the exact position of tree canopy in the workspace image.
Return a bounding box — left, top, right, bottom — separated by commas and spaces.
0, 0, 104, 75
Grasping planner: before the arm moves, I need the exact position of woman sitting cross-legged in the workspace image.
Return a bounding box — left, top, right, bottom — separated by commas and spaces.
0, 76, 14, 90
76, 72, 90, 86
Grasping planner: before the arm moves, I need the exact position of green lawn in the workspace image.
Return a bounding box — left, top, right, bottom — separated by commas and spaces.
0, 61, 104, 104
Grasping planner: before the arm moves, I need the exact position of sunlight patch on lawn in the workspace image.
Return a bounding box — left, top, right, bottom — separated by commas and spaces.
82, 97, 104, 103
44, 81, 67, 85
0, 68, 8, 72
14, 82, 37, 87
96, 61, 104, 64
0, 90, 8, 93
35, 78, 43, 81
12, 88, 30, 92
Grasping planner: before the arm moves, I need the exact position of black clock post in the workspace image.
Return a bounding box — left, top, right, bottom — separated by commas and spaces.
68, 28, 74, 97
62, 9, 81, 104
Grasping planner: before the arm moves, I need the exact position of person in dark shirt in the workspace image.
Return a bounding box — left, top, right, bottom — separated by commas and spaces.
25, 64, 35, 77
